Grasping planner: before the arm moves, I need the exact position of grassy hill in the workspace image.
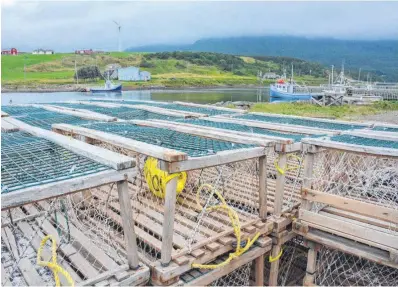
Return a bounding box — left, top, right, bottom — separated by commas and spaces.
128, 36, 398, 82
1, 51, 326, 91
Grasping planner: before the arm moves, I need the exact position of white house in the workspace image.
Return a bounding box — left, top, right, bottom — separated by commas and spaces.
32, 49, 54, 55
117, 67, 151, 81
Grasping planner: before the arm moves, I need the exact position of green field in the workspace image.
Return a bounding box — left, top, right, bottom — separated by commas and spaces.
1, 52, 326, 90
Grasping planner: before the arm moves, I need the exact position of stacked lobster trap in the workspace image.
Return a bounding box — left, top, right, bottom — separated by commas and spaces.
51, 119, 284, 285
1, 119, 149, 286
294, 131, 398, 286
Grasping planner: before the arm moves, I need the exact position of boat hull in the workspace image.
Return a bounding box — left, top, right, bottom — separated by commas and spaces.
91, 84, 122, 93
269, 85, 312, 100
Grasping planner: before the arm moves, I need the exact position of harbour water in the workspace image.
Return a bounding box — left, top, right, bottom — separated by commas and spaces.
1, 88, 271, 105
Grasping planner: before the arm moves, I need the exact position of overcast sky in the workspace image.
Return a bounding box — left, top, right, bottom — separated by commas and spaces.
2, 1, 398, 52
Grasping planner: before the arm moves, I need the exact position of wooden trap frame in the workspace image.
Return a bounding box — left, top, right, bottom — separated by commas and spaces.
1, 119, 149, 286
51, 119, 298, 285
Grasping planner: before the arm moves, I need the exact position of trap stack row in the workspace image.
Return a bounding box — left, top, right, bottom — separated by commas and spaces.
1, 117, 150, 286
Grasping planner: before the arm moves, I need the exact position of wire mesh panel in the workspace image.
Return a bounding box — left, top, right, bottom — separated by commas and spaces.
264, 236, 308, 286
1, 106, 47, 117
210, 261, 253, 286
84, 122, 254, 157
314, 246, 398, 286
51, 103, 179, 121
1, 132, 109, 193
159, 104, 235, 116
1, 185, 148, 286
171, 118, 314, 142
237, 114, 367, 131
89, 99, 166, 107
330, 134, 398, 149
372, 126, 398, 133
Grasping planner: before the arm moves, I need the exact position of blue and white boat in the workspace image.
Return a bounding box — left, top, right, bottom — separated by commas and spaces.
270, 79, 312, 100
91, 80, 122, 93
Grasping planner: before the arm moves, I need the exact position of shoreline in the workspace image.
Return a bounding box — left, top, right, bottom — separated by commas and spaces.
1, 83, 265, 93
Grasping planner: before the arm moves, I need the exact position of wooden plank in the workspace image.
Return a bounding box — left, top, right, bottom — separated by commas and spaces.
52, 123, 188, 162
2, 227, 46, 286
132, 104, 204, 118
1, 169, 133, 210
215, 116, 337, 136
90, 98, 169, 105
345, 130, 398, 141
32, 104, 117, 122
161, 177, 178, 266
273, 154, 287, 217
299, 209, 398, 250
255, 254, 265, 287
1, 110, 9, 117
131, 119, 275, 146
268, 243, 282, 286
301, 137, 398, 157
4, 117, 135, 170
116, 180, 140, 269
160, 147, 268, 173
302, 188, 398, 224
259, 155, 268, 220
1, 118, 19, 132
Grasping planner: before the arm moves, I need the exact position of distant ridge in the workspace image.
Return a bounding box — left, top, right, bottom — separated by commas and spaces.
127, 36, 398, 81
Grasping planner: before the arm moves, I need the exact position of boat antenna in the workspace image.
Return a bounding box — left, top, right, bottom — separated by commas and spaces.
113, 20, 121, 52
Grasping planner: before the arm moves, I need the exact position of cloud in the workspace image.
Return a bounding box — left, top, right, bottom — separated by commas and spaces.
2, 1, 398, 52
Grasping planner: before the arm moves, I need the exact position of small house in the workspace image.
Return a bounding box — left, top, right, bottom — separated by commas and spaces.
139, 71, 151, 81
263, 72, 279, 79
2, 48, 17, 55
118, 67, 141, 81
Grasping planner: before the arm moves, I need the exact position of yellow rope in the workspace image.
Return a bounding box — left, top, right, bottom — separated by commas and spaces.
269, 247, 283, 262
274, 154, 302, 175
37, 235, 74, 287
192, 184, 260, 269
144, 157, 187, 199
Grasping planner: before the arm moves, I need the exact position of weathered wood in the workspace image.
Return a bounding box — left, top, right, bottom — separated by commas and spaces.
259, 155, 268, 220
255, 254, 265, 286
345, 129, 398, 141
1, 110, 9, 117
216, 115, 338, 135
301, 152, 314, 211
303, 244, 318, 286
302, 188, 398, 224
268, 243, 282, 286
173, 101, 246, 113
273, 154, 287, 217
52, 123, 188, 162
1, 118, 19, 132
131, 119, 275, 146
1, 169, 134, 210
4, 117, 135, 170
160, 147, 268, 173
161, 177, 178, 266
301, 138, 398, 157
117, 180, 140, 269
133, 104, 205, 118
299, 209, 398, 250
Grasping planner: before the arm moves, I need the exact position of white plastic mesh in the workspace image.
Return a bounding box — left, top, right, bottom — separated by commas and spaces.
315, 246, 398, 286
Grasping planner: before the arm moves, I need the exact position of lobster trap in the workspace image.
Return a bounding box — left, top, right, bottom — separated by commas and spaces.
1, 123, 149, 286
52, 120, 284, 285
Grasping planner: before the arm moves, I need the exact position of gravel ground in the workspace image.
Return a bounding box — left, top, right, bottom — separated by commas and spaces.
354, 111, 398, 125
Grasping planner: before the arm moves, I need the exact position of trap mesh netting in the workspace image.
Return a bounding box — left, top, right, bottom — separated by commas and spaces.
50, 103, 179, 121
1, 131, 109, 193
210, 262, 253, 286
237, 114, 367, 131
172, 118, 314, 142
372, 126, 398, 133
159, 104, 235, 116
1, 185, 136, 286
306, 147, 398, 234
264, 236, 308, 286
89, 99, 165, 106
314, 246, 398, 286
330, 134, 398, 149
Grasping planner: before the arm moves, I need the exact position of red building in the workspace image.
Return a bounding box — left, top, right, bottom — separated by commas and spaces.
1, 48, 18, 55
75, 49, 94, 55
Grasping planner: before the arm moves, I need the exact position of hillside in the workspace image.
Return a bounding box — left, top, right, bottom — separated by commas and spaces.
1, 52, 326, 91
127, 36, 398, 81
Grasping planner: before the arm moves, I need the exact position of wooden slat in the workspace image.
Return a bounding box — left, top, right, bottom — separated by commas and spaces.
173, 101, 246, 113
302, 188, 398, 224
1, 118, 19, 132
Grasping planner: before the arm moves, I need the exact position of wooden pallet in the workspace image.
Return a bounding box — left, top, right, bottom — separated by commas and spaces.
1, 204, 150, 286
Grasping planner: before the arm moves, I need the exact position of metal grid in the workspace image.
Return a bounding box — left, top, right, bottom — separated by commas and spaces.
83, 122, 254, 157
372, 126, 398, 133
160, 104, 235, 116
16, 113, 92, 130
89, 99, 165, 106
172, 118, 313, 142
1, 106, 50, 116
330, 134, 398, 149
1, 131, 110, 193
237, 114, 367, 131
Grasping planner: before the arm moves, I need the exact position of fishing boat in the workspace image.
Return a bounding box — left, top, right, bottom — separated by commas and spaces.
91, 80, 122, 93
269, 66, 312, 100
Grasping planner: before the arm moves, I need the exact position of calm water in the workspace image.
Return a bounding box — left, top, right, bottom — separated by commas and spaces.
1, 88, 271, 105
